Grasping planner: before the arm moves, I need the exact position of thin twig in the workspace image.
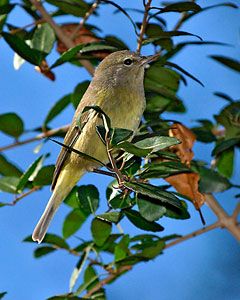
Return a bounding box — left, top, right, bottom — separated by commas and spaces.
10, 18, 45, 35
29, 0, 95, 75
0, 125, 69, 152
136, 0, 152, 54
4, 186, 40, 206
70, 0, 101, 40
205, 194, 240, 241
165, 221, 220, 249
82, 265, 132, 298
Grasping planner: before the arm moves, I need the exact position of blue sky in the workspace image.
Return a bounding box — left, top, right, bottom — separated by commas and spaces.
0, 1, 240, 299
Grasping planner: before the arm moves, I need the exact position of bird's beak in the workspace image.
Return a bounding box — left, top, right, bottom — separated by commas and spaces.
140, 53, 160, 66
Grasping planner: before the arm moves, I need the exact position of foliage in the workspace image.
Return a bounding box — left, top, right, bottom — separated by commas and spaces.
0, 0, 239, 299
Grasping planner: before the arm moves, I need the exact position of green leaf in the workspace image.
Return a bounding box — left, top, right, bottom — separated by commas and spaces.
33, 165, 54, 186
17, 155, 45, 192
124, 181, 182, 209
24, 233, 69, 249
143, 30, 202, 45
43, 94, 71, 127
77, 185, 99, 215
69, 248, 91, 292
164, 200, 190, 220
64, 186, 79, 208
140, 161, 191, 179
137, 240, 165, 259
32, 23, 55, 54
51, 43, 116, 68
45, 0, 90, 17
97, 211, 121, 224
62, 209, 87, 239
114, 235, 130, 262
71, 81, 90, 109
161, 2, 201, 13
0, 176, 19, 193
2, 32, 45, 65
210, 55, 240, 73
137, 196, 166, 222
116, 136, 179, 157
198, 166, 231, 193
91, 218, 112, 246
214, 91, 234, 103
109, 194, 135, 209
0, 292, 7, 300
0, 112, 24, 138
217, 148, 234, 178
212, 138, 240, 156
96, 126, 133, 146
0, 154, 22, 177
84, 266, 99, 292
124, 209, 164, 232
34, 246, 56, 258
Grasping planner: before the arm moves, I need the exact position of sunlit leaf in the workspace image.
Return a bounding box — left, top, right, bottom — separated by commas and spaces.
77, 185, 99, 215
91, 218, 112, 246
0, 176, 19, 193
0, 112, 24, 138
32, 23, 55, 54
62, 209, 87, 238
0, 154, 22, 177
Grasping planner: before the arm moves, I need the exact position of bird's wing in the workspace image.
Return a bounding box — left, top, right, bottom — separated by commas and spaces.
51, 96, 96, 191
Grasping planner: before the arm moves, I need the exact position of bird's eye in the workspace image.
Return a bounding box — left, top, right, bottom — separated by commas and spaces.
123, 58, 133, 66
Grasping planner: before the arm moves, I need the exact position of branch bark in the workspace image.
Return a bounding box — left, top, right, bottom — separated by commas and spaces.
0, 125, 69, 152
29, 0, 95, 75
136, 0, 152, 54
205, 194, 240, 241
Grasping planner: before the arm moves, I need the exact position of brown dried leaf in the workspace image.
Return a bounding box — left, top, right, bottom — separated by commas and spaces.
35, 59, 55, 81
165, 173, 205, 209
165, 123, 205, 209
57, 23, 109, 59
169, 123, 196, 166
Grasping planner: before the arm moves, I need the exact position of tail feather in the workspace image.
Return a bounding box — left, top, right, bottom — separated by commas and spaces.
32, 168, 84, 243
32, 191, 62, 243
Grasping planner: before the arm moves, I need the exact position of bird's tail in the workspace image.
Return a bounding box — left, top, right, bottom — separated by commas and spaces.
32, 169, 84, 243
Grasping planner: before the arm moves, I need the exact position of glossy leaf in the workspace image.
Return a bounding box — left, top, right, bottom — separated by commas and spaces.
97, 211, 121, 224
62, 209, 87, 238
137, 196, 166, 222
124, 181, 182, 209
124, 209, 164, 232
198, 166, 231, 193
69, 248, 91, 291
0, 154, 22, 177
140, 161, 191, 179
210, 55, 240, 73
71, 81, 90, 108
114, 235, 130, 262
64, 187, 79, 209
24, 233, 70, 249
91, 218, 112, 246
77, 185, 99, 215
33, 165, 54, 186
0, 112, 24, 138
32, 23, 55, 54
212, 138, 240, 156
164, 200, 190, 220
34, 246, 56, 258
217, 148, 234, 178
45, 0, 90, 17
17, 155, 45, 192
109, 194, 135, 209
0, 176, 19, 193
161, 2, 201, 13
137, 240, 165, 259
2, 32, 45, 65
43, 94, 71, 127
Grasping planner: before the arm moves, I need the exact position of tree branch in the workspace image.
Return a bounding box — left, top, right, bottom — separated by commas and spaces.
136, 0, 152, 54
165, 221, 220, 249
4, 186, 41, 206
70, 0, 101, 40
0, 125, 69, 152
205, 194, 240, 241
29, 0, 95, 75
82, 265, 132, 298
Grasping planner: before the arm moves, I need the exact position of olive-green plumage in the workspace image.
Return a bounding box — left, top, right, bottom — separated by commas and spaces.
32, 50, 155, 243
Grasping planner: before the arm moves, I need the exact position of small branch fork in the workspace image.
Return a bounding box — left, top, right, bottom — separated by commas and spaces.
136, 0, 152, 54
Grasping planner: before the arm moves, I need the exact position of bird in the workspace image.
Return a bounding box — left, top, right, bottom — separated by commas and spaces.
32, 50, 158, 243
